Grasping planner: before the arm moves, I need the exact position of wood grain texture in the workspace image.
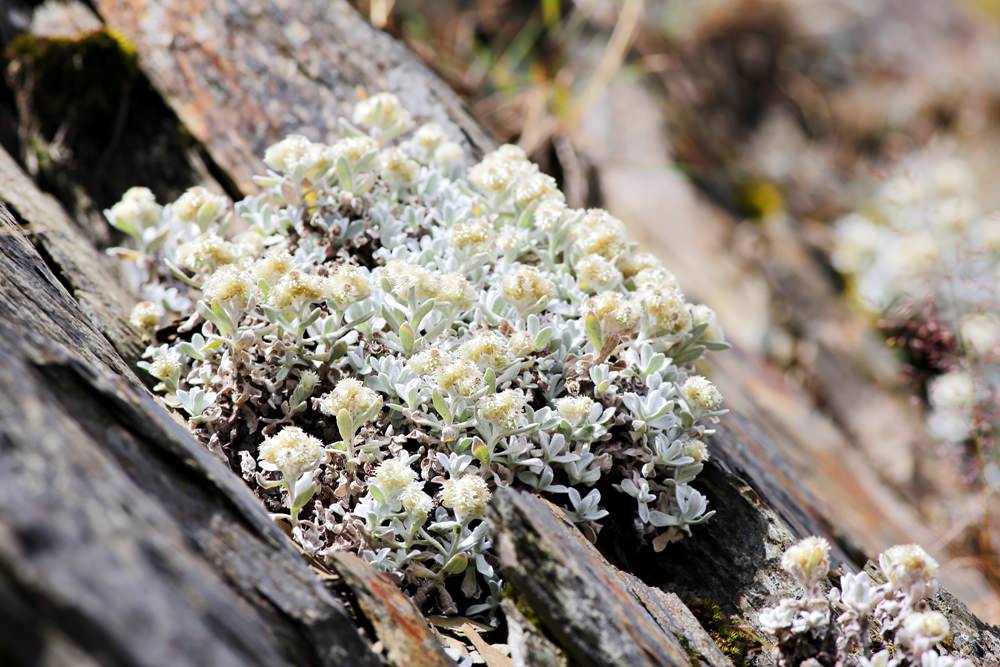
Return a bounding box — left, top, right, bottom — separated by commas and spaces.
0, 202, 382, 667
490, 488, 729, 667
91, 0, 493, 194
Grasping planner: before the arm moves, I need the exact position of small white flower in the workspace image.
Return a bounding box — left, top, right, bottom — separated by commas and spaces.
106, 186, 162, 232
682, 376, 723, 412
575, 254, 622, 293
556, 396, 597, 427
202, 265, 254, 305
441, 474, 491, 520
780, 536, 830, 589
502, 265, 554, 313
927, 371, 975, 413
319, 378, 382, 425
258, 426, 325, 481
374, 457, 417, 494
435, 359, 482, 397
478, 390, 527, 431
173, 186, 228, 226
879, 544, 939, 599
449, 219, 495, 253
353, 92, 413, 134
326, 264, 371, 309
460, 331, 512, 370
400, 481, 434, 515
960, 313, 999, 356
129, 301, 162, 334
584, 292, 640, 336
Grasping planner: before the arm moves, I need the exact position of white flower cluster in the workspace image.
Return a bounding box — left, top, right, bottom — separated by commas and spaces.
831, 154, 998, 454
761, 537, 972, 667
107, 92, 728, 614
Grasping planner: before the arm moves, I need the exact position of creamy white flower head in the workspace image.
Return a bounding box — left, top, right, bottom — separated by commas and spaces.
433, 141, 464, 167
690, 304, 725, 343
148, 351, 181, 381
933, 197, 977, 232
269, 270, 327, 308
176, 233, 238, 273
556, 396, 597, 427
264, 134, 316, 174
574, 209, 628, 259
642, 289, 692, 337
173, 186, 228, 226
329, 136, 378, 166
879, 544, 939, 598
633, 267, 682, 295
891, 233, 939, 278
413, 123, 445, 150
781, 536, 830, 588
203, 265, 254, 305
509, 331, 536, 357
319, 378, 382, 424
400, 481, 434, 515
502, 265, 554, 312
682, 376, 723, 412
374, 457, 418, 494
379, 147, 420, 186
498, 228, 531, 254
258, 426, 324, 481
930, 158, 976, 198
129, 301, 162, 334
831, 213, 882, 274
469, 159, 515, 193
534, 198, 568, 233
380, 260, 438, 300
441, 474, 491, 520
433, 272, 475, 305
515, 171, 562, 208
960, 313, 999, 356
327, 264, 371, 309
408, 347, 453, 375
478, 390, 527, 431
927, 371, 975, 413
619, 252, 662, 278
435, 359, 482, 396
898, 611, 950, 654
252, 248, 294, 285
449, 218, 496, 253
353, 92, 413, 133
684, 439, 710, 464
584, 291, 640, 336
460, 330, 513, 370
575, 254, 622, 293
107, 186, 161, 231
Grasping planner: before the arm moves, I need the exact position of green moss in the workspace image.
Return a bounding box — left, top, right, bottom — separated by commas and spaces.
5, 28, 140, 158
686, 598, 765, 665
501, 583, 545, 630
738, 179, 784, 219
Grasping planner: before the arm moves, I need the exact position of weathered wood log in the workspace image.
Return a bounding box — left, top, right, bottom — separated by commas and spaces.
490, 488, 732, 667
0, 200, 382, 667
1, 1, 999, 666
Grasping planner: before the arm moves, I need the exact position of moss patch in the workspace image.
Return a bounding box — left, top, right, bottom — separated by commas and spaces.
686, 598, 764, 666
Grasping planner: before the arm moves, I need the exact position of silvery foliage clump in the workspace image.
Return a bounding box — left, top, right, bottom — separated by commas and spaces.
831, 153, 999, 456
761, 537, 973, 667
106, 92, 728, 614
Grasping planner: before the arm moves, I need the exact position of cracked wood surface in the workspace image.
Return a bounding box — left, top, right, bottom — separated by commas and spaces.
490, 488, 730, 667
0, 196, 382, 665
91, 0, 493, 195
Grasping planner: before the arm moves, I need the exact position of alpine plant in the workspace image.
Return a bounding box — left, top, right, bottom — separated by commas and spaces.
106, 92, 729, 615
761, 537, 973, 667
